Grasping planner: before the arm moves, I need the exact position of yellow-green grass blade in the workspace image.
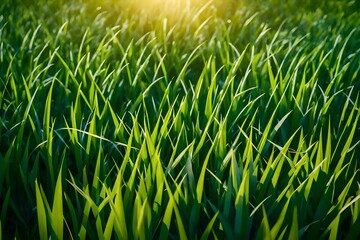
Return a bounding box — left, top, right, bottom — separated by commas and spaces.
95, 216, 105, 240
159, 196, 174, 239
334, 112, 359, 174
256, 206, 272, 240
162, 163, 187, 239
199, 212, 219, 240
270, 198, 290, 239
234, 170, 250, 239
288, 206, 298, 240
35, 179, 48, 240
270, 128, 300, 190
196, 141, 216, 203
104, 210, 115, 239
208, 200, 235, 239
51, 166, 63, 239
111, 169, 128, 239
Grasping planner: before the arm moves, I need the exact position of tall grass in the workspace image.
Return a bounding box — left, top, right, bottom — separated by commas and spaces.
1, 0, 359, 239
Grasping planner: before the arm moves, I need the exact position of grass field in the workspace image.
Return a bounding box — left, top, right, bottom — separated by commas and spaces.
1, 0, 360, 239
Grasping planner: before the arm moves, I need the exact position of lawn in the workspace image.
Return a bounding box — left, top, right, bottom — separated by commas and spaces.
0, 0, 359, 239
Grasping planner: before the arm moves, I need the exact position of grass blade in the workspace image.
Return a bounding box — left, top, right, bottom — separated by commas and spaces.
35, 179, 48, 240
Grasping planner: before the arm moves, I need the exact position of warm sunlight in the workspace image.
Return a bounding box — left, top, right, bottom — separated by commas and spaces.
131, 0, 216, 21
134, 0, 208, 10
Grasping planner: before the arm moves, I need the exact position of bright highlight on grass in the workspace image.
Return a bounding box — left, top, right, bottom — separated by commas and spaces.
129, 0, 221, 30
0, 0, 359, 239
132, 0, 209, 12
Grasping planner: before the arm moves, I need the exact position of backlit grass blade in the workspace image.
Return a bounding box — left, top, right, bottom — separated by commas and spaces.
170, 140, 194, 170
270, 198, 290, 239
336, 169, 358, 210
205, 68, 216, 120
104, 209, 115, 239
208, 200, 235, 239
334, 109, 359, 174
95, 216, 105, 240
174, 42, 204, 91
35, 179, 48, 240
134, 197, 149, 240
160, 157, 187, 239
200, 211, 219, 240
196, 142, 215, 203
55, 51, 79, 87
234, 170, 250, 239
270, 128, 300, 190
110, 170, 128, 239
256, 206, 272, 240
194, 113, 214, 156
159, 196, 174, 239
288, 207, 298, 240
51, 166, 63, 239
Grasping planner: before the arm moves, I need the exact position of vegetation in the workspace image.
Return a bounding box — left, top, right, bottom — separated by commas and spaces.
1, 0, 359, 239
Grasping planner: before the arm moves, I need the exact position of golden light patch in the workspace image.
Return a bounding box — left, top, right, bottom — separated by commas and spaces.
131, 0, 214, 21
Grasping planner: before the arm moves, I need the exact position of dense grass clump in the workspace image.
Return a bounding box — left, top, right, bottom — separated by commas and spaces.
0, 0, 359, 239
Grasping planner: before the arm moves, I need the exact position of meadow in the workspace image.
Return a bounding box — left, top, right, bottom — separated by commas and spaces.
0, 0, 359, 239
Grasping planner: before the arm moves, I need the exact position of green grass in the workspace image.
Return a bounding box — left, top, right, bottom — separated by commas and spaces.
1, 0, 360, 239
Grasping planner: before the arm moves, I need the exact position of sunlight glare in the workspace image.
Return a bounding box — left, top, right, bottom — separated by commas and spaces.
131, 0, 214, 21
